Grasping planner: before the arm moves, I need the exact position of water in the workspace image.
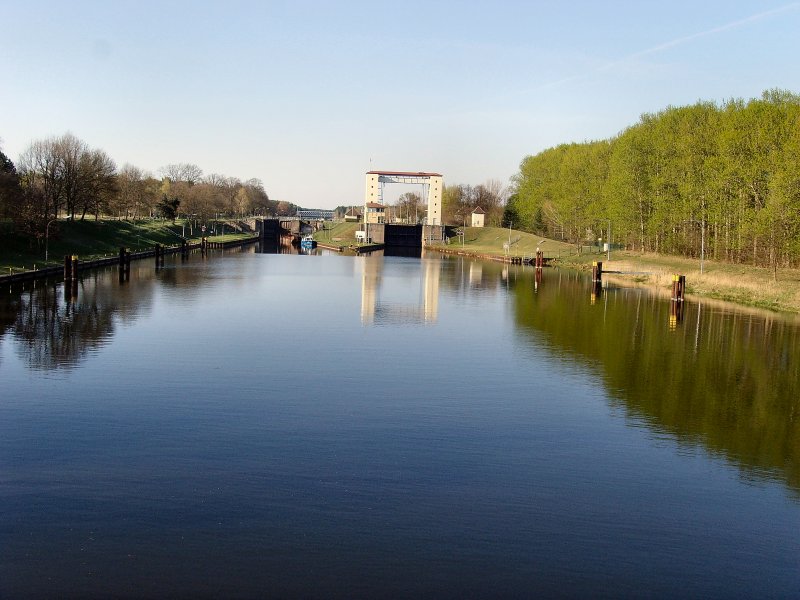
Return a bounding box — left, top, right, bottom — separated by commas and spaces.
1, 246, 799, 598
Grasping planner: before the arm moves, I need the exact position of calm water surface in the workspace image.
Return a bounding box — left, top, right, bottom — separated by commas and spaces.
1, 246, 799, 598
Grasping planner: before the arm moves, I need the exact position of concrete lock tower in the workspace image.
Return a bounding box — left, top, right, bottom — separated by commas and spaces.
364, 171, 443, 230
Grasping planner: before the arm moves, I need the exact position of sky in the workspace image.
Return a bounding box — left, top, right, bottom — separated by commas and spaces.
2, 0, 799, 208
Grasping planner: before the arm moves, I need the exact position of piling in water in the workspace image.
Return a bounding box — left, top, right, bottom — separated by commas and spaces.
672, 274, 686, 302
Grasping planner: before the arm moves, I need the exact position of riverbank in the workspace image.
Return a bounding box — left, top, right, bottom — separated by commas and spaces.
427, 226, 800, 314
556, 251, 800, 314
0, 218, 256, 276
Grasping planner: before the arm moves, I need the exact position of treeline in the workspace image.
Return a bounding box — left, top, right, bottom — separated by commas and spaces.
506, 89, 800, 270
0, 132, 298, 240
442, 180, 507, 227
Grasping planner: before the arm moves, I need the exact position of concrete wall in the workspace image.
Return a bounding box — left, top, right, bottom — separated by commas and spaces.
362, 223, 385, 244
422, 225, 445, 244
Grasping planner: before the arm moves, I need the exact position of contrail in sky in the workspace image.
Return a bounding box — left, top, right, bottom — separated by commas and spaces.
603, 2, 800, 69
539, 2, 800, 90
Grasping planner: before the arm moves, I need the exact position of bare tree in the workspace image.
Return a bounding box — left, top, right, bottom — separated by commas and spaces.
160, 163, 203, 185
57, 133, 88, 220
18, 136, 65, 221
77, 148, 117, 220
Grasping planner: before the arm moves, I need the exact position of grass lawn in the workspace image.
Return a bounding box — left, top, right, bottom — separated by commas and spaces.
436, 226, 575, 257
312, 222, 363, 248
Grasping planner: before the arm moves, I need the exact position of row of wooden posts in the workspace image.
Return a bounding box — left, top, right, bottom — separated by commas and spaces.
591, 261, 686, 301
64, 239, 202, 287
591, 261, 688, 327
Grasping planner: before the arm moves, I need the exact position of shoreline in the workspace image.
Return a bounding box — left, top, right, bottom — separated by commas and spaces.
426, 244, 800, 316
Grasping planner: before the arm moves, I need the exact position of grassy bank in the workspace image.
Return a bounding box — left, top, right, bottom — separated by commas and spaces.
313, 222, 365, 249
431, 226, 800, 314
0, 218, 253, 273
558, 250, 800, 313
440, 226, 575, 257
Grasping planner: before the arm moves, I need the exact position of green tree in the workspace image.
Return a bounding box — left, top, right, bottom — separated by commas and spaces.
157, 195, 180, 223
0, 146, 22, 222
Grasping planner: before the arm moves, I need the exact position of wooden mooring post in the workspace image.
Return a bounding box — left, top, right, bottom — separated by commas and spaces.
119, 247, 131, 282
63, 255, 79, 301
669, 274, 686, 329
535, 250, 544, 268
590, 261, 603, 304
671, 274, 686, 302
592, 261, 603, 284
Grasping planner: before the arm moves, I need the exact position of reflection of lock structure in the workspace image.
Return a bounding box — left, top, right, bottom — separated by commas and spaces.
360, 256, 440, 325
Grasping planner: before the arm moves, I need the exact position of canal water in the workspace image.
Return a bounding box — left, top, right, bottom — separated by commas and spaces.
1, 245, 799, 598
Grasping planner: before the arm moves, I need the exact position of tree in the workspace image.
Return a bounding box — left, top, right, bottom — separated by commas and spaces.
0, 146, 22, 222
160, 163, 203, 185
157, 195, 180, 223
18, 135, 66, 223
76, 148, 117, 220
396, 192, 423, 223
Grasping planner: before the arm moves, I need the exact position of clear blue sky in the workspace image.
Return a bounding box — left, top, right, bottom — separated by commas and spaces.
2, 0, 799, 208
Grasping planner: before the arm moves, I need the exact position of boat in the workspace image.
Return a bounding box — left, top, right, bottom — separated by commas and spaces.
300, 235, 317, 249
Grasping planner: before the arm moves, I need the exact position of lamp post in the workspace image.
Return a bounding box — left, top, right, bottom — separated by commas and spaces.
45, 218, 57, 263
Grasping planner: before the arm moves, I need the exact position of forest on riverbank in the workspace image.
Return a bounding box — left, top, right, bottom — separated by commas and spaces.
0, 133, 297, 244
505, 90, 800, 275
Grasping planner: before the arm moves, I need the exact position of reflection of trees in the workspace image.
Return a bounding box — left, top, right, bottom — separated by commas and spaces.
511, 270, 800, 493
13, 277, 120, 370
5, 266, 157, 371
3, 251, 257, 371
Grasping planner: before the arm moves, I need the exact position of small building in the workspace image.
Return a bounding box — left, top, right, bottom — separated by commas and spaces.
365, 202, 386, 224
471, 206, 485, 228
344, 207, 362, 222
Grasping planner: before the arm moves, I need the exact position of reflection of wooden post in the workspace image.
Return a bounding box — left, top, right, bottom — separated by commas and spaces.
68, 256, 79, 300
155, 244, 161, 268
119, 247, 131, 282
669, 299, 685, 330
